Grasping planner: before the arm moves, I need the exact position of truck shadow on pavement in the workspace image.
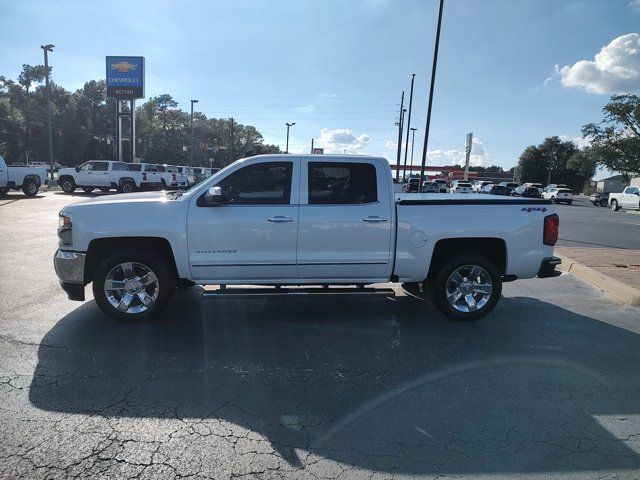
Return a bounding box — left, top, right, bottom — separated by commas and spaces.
29, 291, 640, 475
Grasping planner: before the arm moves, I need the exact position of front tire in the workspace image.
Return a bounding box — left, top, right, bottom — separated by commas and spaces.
22, 179, 39, 197
60, 177, 76, 193
430, 254, 502, 321
118, 181, 135, 194
93, 250, 176, 322
611, 199, 620, 211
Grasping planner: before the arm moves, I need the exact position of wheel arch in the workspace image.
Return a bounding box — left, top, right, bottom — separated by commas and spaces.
23, 174, 42, 186
84, 236, 179, 284
425, 237, 507, 283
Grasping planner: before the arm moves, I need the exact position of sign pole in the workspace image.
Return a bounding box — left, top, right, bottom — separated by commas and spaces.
117, 100, 123, 162
131, 99, 136, 162
464, 132, 472, 181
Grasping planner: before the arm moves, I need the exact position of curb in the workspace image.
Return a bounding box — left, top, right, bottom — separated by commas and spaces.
556, 253, 640, 307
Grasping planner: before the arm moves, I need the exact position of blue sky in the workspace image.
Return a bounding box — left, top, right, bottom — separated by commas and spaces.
1, 0, 639, 172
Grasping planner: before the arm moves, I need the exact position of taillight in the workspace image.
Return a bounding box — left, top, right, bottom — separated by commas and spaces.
544, 213, 559, 246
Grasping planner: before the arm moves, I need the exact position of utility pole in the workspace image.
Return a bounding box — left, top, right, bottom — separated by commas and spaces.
394, 91, 405, 182
419, 0, 445, 189
285, 122, 295, 153
41, 44, 55, 186
547, 144, 555, 186
229, 118, 235, 164
410, 127, 417, 170
402, 74, 416, 180
190, 99, 198, 167
311, 138, 314, 153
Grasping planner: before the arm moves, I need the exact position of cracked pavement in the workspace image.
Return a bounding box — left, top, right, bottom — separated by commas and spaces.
1, 191, 640, 479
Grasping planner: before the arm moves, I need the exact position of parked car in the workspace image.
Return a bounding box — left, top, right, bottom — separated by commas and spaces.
609, 186, 640, 211
544, 183, 568, 192
542, 188, 573, 205
517, 187, 543, 198
589, 191, 611, 207
0, 155, 49, 196
482, 184, 509, 196
192, 167, 214, 183
520, 183, 544, 193
449, 181, 473, 194
176, 166, 197, 186
421, 181, 440, 193
473, 180, 493, 193
53, 154, 561, 323
156, 164, 189, 189
433, 178, 448, 193
499, 182, 519, 195
403, 177, 420, 193
57, 160, 161, 194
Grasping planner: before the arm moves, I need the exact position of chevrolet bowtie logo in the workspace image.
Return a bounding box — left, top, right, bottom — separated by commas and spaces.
110, 61, 138, 73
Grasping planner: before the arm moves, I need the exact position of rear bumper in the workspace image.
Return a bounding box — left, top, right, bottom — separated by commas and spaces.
54, 250, 86, 301
538, 256, 562, 278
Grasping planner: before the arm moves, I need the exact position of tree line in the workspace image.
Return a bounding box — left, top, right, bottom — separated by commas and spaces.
0, 64, 281, 167
516, 95, 640, 191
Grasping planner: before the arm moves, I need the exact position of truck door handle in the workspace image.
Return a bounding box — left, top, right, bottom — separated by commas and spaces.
267, 216, 293, 223
363, 216, 388, 223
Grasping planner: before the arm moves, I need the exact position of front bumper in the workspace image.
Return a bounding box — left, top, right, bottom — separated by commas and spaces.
538, 256, 562, 278
54, 250, 86, 301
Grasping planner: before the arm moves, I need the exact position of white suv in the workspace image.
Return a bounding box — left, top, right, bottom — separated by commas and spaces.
542, 188, 573, 205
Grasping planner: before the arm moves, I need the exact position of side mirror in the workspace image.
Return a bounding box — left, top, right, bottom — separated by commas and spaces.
207, 186, 224, 205
74, 165, 80, 172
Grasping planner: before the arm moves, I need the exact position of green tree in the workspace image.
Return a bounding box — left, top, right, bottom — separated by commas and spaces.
582, 94, 640, 176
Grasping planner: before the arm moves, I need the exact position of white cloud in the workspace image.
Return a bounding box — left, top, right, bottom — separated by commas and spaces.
559, 33, 640, 94
559, 134, 592, 149
385, 138, 490, 167
317, 128, 370, 154
630, 0, 640, 12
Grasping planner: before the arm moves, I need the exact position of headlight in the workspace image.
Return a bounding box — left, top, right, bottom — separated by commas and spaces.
58, 212, 73, 246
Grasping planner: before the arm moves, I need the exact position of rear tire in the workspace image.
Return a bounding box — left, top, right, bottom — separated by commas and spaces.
93, 249, 176, 322
22, 179, 39, 197
430, 254, 502, 321
611, 199, 620, 211
0, 187, 10, 197
60, 177, 76, 193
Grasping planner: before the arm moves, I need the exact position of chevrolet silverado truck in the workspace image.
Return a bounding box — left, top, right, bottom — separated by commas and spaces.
0, 155, 48, 196
54, 154, 561, 322
609, 186, 640, 211
57, 160, 161, 194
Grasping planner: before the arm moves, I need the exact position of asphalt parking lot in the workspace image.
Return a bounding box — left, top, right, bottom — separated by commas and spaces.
555, 195, 640, 250
1, 190, 640, 480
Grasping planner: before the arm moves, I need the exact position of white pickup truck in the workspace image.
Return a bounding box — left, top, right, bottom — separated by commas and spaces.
58, 160, 162, 194
0, 155, 48, 196
609, 186, 640, 211
54, 154, 561, 322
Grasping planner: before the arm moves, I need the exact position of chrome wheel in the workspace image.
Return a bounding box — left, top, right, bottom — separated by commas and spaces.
445, 265, 493, 313
104, 262, 159, 314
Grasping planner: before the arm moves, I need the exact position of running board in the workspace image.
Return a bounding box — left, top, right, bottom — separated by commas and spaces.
202, 286, 396, 299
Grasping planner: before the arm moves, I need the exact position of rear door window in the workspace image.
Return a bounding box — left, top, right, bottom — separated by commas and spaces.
308, 162, 377, 205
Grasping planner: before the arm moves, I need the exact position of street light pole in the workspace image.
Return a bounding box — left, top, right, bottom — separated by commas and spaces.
41, 44, 55, 186
410, 127, 418, 170
190, 99, 198, 167
394, 91, 405, 182
285, 122, 295, 153
419, 0, 445, 189
402, 74, 416, 180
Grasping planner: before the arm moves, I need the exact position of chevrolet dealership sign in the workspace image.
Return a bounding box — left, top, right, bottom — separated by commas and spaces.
106, 56, 145, 98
